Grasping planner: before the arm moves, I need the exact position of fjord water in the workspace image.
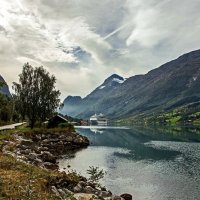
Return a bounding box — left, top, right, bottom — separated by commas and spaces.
58, 126, 200, 200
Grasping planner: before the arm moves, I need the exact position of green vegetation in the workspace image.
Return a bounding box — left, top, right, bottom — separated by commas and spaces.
0, 153, 80, 199
0, 94, 13, 125
13, 63, 61, 128
0, 81, 18, 125
118, 102, 200, 127
0, 125, 81, 199
87, 166, 106, 185
0, 64, 62, 128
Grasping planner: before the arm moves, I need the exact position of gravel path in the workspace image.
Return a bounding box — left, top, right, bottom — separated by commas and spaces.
0, 122, 26, 131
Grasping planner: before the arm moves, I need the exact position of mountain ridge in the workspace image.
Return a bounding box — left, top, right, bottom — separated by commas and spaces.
62, 49, 200, 119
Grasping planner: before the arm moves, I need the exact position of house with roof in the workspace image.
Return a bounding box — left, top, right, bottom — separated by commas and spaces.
47, 114, 69, 128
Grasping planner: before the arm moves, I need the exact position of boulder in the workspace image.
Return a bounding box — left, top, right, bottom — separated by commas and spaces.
84, 186, 95, 194
52, 186, 63, 200
20, 149, 31, 155
40, 151, 57, 163
63, 188, 73, 195
98, 191, 112, 198
120, 194, 132, 200
112, 196, 124, 200
65, 136, 73, 142
39, 146, 48, 151
74, 193, 98, 200
58, 189, 67, 199
43, 162, 58, 170
73, 184, 83, 193
28, 153, 37, 160
78, 181, 87, 187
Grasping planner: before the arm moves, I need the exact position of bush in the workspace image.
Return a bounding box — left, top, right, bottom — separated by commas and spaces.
58, 122, 69, 128
57, 123, 75, 131
86, 166, 106, 184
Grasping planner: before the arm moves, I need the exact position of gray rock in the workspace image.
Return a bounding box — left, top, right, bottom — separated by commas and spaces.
34, 158, 43, 164
58, 189, 66, 199
74, 193, 98, 200
65, 136, 73, 142
20, 149, 31, 155
98, 191, 112, 198
20, 145, 28, 150
112, 196, 124, 200
28, 153, 37, 160
63, 188, 73, 195
84, 185, 95, 194
21, 140, 33, 146
120, 194, 132, 200
40, 151, 56, 163
101, 186, 107, 191
43, 162, 58, 170
42, 139, 49, 143
73, 184, 82, 193
39, 147, 48, 151
87, 182, 96, 188
52, 186, 63, 199
59, 135, 66, 139
78, 181, 87, 187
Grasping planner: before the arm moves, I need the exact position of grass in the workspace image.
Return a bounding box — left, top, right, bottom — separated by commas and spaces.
0, 154, 59, 199
0, 124, 81, 199
0, 153, 81, 199
166, 116, 181, 124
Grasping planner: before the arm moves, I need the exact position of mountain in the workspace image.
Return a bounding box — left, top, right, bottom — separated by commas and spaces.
83, 74, 125, 100
0, 75, 11, 96
61, 74, 125, 117
62, 49, 200, 119
62, 96, 82, 117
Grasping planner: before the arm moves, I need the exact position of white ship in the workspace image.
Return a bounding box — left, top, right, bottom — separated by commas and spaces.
89, 113, 108, 126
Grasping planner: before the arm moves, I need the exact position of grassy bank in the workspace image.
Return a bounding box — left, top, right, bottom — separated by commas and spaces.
0, 125, 82, 199
117, 109, 200, 127
0, 154, 80, 199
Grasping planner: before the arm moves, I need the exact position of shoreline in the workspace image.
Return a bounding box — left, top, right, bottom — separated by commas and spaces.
0, 127, 132, 200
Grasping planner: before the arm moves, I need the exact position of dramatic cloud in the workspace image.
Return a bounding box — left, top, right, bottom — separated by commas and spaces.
1, 0, 200, 99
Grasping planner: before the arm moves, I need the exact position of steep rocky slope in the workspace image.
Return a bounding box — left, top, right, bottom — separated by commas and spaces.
62, 49, 200, 119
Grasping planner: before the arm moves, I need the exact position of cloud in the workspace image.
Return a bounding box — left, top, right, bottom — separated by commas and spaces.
0, 0, 200, 100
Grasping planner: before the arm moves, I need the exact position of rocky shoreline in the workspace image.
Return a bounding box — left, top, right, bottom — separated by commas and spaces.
2, 128, 132, 200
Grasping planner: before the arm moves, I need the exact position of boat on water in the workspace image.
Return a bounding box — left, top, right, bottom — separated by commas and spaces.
89, 113, 108, 126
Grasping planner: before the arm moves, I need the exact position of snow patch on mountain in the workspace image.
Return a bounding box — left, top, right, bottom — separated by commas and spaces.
112, 78, 125, 84
99, 85, 106, 89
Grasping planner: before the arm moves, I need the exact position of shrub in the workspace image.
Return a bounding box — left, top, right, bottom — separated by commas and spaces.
86, 166, 106, 184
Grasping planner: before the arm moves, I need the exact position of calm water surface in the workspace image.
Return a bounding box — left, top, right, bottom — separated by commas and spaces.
58, 126, 200, 200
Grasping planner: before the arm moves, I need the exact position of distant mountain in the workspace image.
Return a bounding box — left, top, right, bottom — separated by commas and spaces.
63, 96, 82, 105
61, 74, 125, 117
0, 75, 11, 96
62, 49, 200, 119
62, 96, 82, 116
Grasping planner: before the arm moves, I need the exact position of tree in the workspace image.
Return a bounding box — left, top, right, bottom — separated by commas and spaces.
86, 166, 106, 184
13, 63, 61, 128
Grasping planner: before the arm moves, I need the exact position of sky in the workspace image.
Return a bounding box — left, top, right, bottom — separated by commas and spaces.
1, 0, 200, 100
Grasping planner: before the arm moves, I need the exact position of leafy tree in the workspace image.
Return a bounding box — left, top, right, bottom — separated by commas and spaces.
13, 63, 61, 128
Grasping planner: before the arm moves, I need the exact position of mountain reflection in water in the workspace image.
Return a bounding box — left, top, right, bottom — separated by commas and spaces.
58, 126, 200, 200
